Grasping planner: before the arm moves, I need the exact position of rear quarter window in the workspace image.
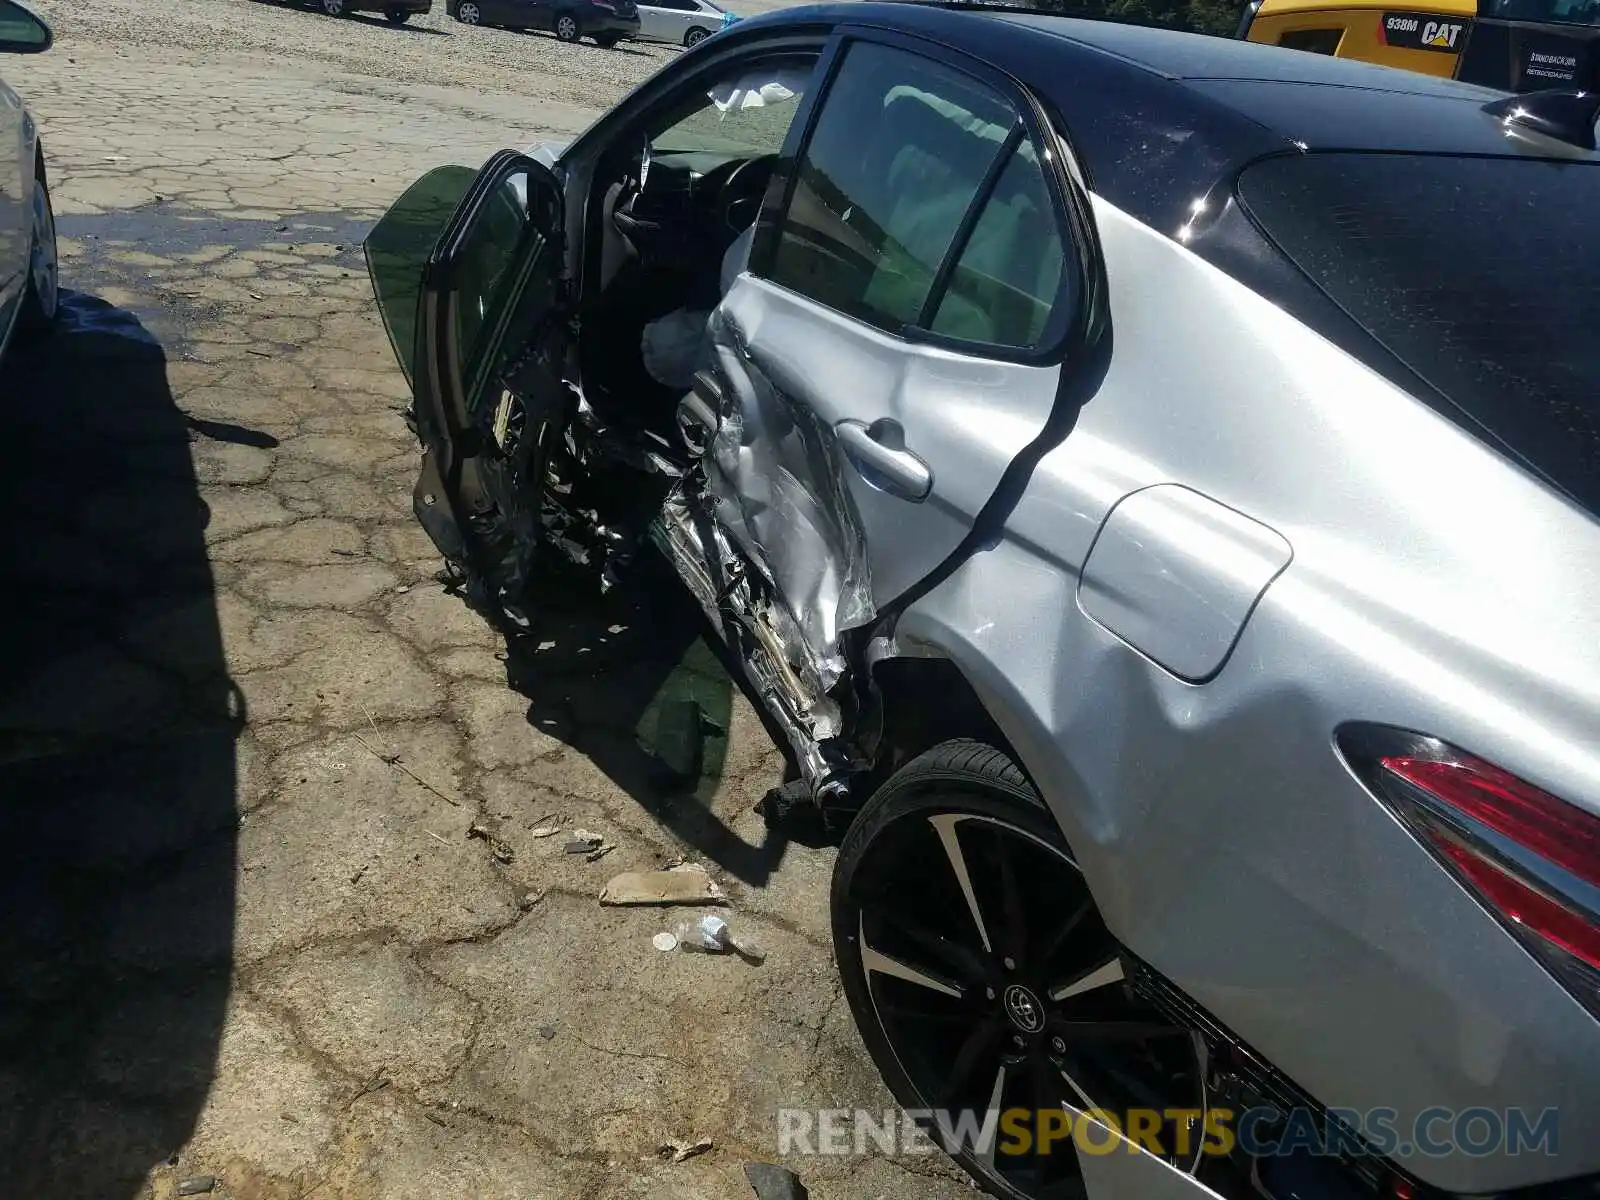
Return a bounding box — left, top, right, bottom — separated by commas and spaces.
1236, 151, 1600, 520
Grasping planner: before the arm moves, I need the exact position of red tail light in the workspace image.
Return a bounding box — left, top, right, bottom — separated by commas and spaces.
1342, 728, 1600, 1019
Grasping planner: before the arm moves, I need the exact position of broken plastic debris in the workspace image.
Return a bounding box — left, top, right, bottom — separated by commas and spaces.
467, 823, 516, 864
660, 1136, 713, 1163
745, 1163, 808, 1200
176, 1178, 217, 1197
733, 935, 767, 964
564, 829, 603, 854
600, 865, 725, 907
529, 825, 560, 839
652, 931, 680, 952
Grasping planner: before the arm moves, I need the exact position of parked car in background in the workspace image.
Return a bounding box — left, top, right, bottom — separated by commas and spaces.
308, 0, 434, 22
635, 0, 735, 47
448, 0, 640, 44
0, 0, 56, 368
365, 7, 1600, 1200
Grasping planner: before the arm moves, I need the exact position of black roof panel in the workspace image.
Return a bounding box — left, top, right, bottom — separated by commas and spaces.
1188, 76, 1560, 153
995, 12, 1496, 89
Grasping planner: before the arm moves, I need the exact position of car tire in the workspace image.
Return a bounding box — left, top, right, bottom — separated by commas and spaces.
831, 738, 1209, 1200
385, 6, 412, 21
321, 0, 347, 14
683, 25, 708, 46
554, 13, 581, 40
17, 159, 59, 340
454, 0, 481, 21
593, 31, 620, 45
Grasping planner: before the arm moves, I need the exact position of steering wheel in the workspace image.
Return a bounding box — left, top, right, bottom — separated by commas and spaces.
714, 152, 779, 233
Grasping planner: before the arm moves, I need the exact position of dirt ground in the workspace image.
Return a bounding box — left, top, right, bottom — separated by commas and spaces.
0, 2, 977, 1197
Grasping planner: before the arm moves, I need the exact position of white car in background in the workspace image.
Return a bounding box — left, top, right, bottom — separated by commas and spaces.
634, 0, 734, 48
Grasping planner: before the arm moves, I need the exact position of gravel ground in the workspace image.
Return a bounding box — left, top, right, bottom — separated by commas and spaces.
28, 0, 679, 113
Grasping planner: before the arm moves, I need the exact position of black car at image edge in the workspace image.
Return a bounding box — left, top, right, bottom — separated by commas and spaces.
310, 0, 434, 22
447, 0, 641, 45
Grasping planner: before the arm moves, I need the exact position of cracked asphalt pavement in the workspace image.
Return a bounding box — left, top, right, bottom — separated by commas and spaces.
0, 3, 977, 1197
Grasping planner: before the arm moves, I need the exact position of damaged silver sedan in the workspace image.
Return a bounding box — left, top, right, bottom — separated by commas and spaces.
366, 5, 1600, 1200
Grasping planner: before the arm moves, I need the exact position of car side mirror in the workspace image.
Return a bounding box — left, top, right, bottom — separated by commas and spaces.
0, 0, 51, 54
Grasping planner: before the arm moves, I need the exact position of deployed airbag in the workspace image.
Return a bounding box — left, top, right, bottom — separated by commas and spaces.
640, 224, 755, 390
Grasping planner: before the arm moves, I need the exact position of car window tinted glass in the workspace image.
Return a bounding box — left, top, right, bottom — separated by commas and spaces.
651, 58, 817, 157
0, 1, 47, 49
1483, 0, 1600, 26
930, 138, 1066, 347
364, 165, 479, 387
1237, 152, 1600, 519
767, 42, 1018, 332
452, 173, 533, 408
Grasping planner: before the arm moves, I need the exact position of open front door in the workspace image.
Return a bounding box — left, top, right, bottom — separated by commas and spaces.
365, 151, 570, 627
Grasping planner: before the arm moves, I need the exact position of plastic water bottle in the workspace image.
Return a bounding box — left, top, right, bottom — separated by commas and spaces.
673, 914, 731, 953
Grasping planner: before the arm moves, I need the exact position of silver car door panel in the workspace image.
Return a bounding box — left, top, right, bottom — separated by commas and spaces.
709, 274, 1060, 668
702, 301, 874, 681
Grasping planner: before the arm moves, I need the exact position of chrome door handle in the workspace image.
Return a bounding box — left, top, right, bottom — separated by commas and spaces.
836, 418, 932, 502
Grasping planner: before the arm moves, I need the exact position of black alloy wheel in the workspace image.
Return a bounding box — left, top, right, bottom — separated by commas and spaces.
832, 740, 1210, 1200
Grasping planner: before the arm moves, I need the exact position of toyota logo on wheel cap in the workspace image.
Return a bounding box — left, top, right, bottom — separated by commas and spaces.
1003, 984, 1045, 1034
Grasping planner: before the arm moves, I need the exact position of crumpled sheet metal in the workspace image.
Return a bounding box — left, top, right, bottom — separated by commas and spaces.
703, 308, 873, 680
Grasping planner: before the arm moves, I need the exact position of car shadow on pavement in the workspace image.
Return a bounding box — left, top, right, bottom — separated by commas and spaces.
348, 13, 449, 34
519, 29, 655, 55
503, 551, 822, 887
0, 294, 244, 1197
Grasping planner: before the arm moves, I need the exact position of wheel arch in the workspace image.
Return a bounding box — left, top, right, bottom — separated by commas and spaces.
867, 654, 1016, 778
866, 615, 1116, 909
862, 639, 1108, 876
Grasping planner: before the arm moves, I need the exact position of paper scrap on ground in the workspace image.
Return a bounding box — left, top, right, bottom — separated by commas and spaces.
600, 864, 726, 906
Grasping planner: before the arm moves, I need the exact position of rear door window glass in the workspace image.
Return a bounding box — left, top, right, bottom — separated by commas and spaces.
765, 41, 1019, 331
930, 138, 1067, 348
